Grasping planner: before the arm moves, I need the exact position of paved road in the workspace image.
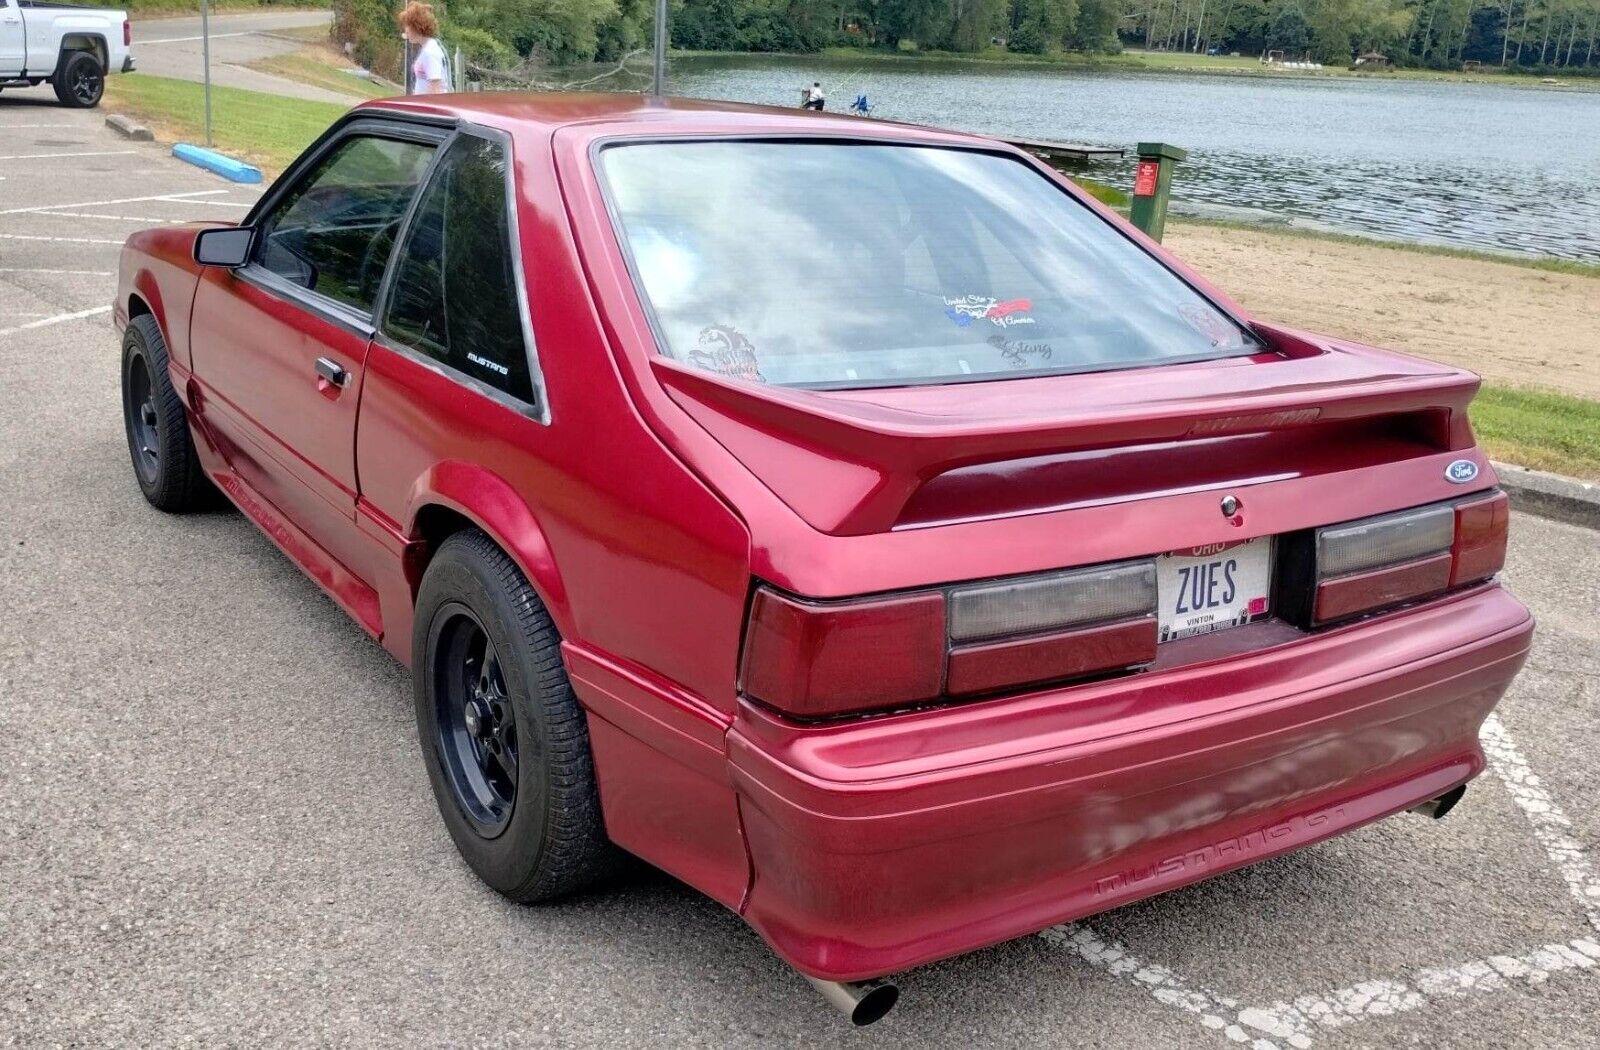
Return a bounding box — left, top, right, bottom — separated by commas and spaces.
131, 8, 346, 103
2, 107, 1598, 1048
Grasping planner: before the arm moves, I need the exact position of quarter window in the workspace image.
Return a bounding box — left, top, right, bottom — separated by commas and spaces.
254, 134, 436, 314
382, 132, 538, 407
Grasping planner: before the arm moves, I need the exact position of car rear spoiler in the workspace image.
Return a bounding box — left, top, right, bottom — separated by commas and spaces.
653, 324, 1483, 537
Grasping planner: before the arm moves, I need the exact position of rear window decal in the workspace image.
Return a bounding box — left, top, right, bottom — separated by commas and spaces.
1178, 303, 1237, 346
987, 334, 1053, 367
943, 295, 1036, 329
691, 325, 766, 383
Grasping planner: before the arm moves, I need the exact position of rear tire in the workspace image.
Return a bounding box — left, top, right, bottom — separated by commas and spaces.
54, 50, 105, 108
413, 529, 616, 903
121, 315, 211, 512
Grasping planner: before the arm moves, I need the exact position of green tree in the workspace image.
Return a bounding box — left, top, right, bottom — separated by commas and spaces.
1071, 0, 1123, 48
1009, 0, 1080, 51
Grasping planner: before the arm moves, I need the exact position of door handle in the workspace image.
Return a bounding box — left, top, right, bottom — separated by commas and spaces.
315, 357, 348, 387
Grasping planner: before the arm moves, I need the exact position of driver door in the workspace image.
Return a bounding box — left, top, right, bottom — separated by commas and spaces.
0, 1, 25, 78
190, 123, 440, 569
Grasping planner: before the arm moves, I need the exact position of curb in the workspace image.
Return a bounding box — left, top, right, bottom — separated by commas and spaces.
1493, 462, 1600, 530
104, 114, 153, 141
171, 143, 262, 184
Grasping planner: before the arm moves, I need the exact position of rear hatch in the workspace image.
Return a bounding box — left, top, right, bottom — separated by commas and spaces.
654, 323, 1504, 717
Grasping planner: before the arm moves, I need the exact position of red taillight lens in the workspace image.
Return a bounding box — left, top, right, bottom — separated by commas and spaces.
946, 616, 1156, 697
1451, 490, 1509, 586
124, 20, 132, 46
740, 589, 946, 719
742, 560, 1159, 719
1311, 490, 1509, 624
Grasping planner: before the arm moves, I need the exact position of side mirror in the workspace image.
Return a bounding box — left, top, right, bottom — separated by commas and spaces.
194, 226, 254, 268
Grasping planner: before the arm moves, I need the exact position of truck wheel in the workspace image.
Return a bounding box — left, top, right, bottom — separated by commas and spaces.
54, 50, 105, 108
413, 530, 616, 903
121, 315, 210, 512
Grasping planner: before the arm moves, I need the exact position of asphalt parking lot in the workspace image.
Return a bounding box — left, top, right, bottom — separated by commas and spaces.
2, 101, 1598, 1048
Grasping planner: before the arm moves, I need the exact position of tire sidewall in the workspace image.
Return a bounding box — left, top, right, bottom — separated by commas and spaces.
413, 542, 555, 894
121, 321, 164, 503
57, 52, 104, 108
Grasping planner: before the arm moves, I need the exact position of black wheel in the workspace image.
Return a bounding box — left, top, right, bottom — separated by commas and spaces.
414, 530, 615, 902
54, 51, 105, 108
121, 315, 210, 512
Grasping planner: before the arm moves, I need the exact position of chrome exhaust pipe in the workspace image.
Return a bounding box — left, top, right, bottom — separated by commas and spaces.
802, 973, 900, 1026
1410, 783, 1467, 819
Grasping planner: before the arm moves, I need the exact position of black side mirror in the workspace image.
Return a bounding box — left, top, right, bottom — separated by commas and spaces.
194, 226, 254, 268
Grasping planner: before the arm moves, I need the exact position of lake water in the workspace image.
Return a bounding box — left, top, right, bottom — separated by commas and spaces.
670, 54, 1600, 261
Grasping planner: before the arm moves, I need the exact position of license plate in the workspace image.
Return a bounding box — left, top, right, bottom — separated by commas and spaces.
1156, 538, 1272, 642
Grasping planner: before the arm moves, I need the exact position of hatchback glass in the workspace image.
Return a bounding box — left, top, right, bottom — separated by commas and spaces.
600, 141, 1262, 389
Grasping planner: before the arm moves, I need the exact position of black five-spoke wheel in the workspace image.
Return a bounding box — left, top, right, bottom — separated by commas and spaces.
125, 350, 161, 485
120, 314, 210, 512
432, 606, 520, 837
71, 64, 103, 106
413, 529, 615, 903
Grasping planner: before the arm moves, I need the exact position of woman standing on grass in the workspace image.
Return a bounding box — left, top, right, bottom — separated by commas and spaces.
399, 2, 452, 95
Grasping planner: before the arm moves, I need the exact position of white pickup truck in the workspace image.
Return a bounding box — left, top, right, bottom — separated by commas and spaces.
0, 0, 133, 108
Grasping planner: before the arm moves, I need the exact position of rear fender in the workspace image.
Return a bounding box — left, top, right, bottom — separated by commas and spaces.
403, 461, 572, 639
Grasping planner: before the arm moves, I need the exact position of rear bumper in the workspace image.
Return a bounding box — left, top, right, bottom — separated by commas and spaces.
728, 584, 1533, 981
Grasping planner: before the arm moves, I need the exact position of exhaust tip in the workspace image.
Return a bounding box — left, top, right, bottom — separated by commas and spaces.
1411, 783, 1467, 820
848, 982, 899, 1027
802, 974, 901, 1026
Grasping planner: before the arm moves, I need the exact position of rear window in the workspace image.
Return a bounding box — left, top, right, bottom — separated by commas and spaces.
598, 141, 1261, 389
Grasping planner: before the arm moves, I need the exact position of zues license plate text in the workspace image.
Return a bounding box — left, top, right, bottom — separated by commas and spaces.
1156, 538, 1272, 643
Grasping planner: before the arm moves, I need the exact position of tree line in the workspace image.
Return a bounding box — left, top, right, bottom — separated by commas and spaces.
332, 0, 1600, 76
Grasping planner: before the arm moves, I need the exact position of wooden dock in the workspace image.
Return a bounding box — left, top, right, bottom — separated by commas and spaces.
1001, 137, 1124, 164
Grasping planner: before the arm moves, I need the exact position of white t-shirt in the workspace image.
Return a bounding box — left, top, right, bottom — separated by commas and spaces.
411, 38, 451, 94
807, 85, 824, 102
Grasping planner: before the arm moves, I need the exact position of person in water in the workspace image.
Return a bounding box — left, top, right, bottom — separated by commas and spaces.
399, 1, 452, 95
804, 82, 825, 111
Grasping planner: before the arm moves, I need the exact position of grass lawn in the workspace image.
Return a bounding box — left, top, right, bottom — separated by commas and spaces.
1470, 387, 1600, 480
245, 49, 398, 101
104, 73, 349, 174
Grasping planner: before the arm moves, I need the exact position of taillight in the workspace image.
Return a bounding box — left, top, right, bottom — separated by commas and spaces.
740, 589, 946, 719
946, 562, 1156, 697
741, 560, 1158, 719
124, 20, 132, 46
1310, 491, 1508, 624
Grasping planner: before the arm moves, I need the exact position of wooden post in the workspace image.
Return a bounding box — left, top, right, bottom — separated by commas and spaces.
1128, 142, 1187, 242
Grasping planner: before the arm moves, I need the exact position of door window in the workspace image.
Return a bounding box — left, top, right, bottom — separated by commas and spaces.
381, 132, 540, 408
253, 134, 436, 314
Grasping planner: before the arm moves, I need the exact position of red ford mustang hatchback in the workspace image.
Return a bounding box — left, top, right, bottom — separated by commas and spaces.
115, 94, 1532, 1023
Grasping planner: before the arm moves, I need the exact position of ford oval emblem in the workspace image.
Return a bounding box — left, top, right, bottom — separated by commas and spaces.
1445, 459, 1480, 484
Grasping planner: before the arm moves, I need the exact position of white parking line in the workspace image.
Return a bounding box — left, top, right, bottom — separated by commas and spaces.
1038, 713, 1600, 1047
1481, 713, 1600, 933
0, 233, 124, 245
0, 150, 139, 162
0, 305, 111, 338
0, 190, 228, 216
28, 212, 185, 223
1040, 924, 1290, 1048
162, 197, 253, 209
1242, 938, 1600, 1043
0, 268, 113, 276
0, 123, 77, 129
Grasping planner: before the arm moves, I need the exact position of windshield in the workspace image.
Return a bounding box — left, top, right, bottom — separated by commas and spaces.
598, 141, 1262, 389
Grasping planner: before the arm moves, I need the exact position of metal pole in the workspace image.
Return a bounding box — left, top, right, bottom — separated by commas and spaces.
651, 0, 667, 97
200, 0, 213, 146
